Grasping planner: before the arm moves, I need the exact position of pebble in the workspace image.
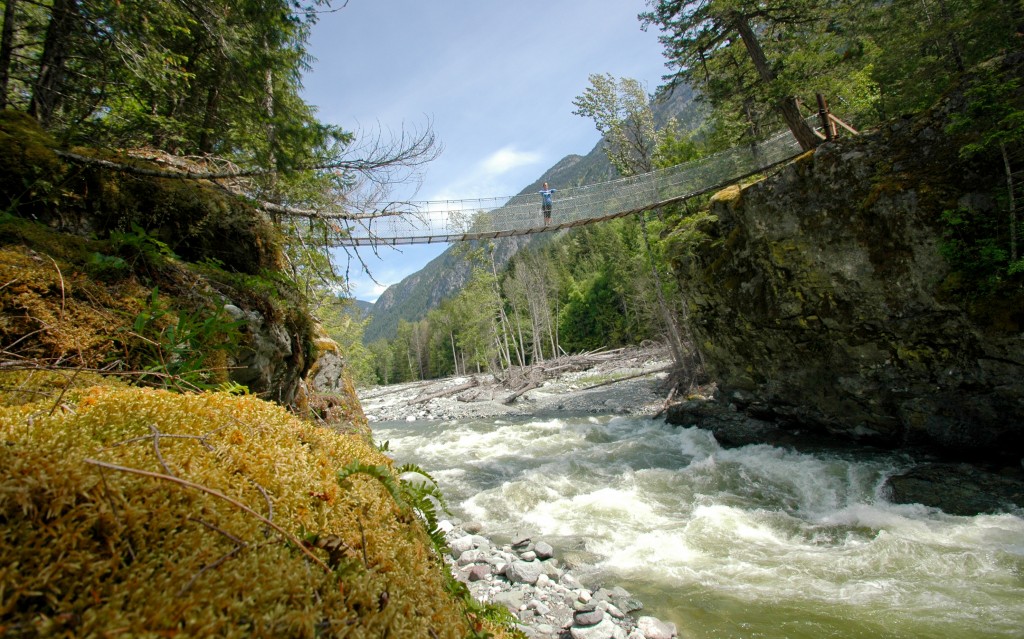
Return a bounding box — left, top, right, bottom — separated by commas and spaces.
506, 560, 546, 585
449, 536, 475, 557
570, 617, 624, 639
457, 549, 488, 566
604, 602, 625, 619
574, 608, 605, 626
440, 520, 678, 639
561, 573, 584, 590
467, 564, 492, 581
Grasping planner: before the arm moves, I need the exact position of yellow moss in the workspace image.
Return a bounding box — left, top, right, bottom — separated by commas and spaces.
0, 244, 147, 366
0, 369, 124, 407
0, 387, 496, 638
314, 334, 341, 355
710, 184, 742, 205
793, 150, 816, 166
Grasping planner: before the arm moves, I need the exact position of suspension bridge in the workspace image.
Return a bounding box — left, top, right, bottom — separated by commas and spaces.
337, 121, 815, 247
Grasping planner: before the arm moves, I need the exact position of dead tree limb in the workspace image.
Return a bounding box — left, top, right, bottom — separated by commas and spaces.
577, 365, 674, 392
502, 381, 541, 405
651, 387, 678, 420
411, 378, 479, 405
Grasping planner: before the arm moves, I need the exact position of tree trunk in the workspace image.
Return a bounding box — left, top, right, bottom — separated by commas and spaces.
0, 0, 17, 110
1002, 142, 1018, 262
490, 252, 518, 371
199, 83, 222, 154
449, 331, 460, 376
29, 0, 78, 125
733, 14, 819, 152
640, 214, 685, 368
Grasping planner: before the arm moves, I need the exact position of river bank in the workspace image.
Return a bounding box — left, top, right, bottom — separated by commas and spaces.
441, 520, 677, 639
359, 345, 676, 424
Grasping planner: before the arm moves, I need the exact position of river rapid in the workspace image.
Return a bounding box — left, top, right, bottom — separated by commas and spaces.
374, 413, 1024, 639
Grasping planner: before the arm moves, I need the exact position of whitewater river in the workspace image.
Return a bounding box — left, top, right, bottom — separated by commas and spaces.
374, 413, 1024, 639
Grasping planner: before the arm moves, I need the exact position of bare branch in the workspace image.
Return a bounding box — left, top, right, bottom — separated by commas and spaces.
83, 458, 331, 573
149, 424, 175, 476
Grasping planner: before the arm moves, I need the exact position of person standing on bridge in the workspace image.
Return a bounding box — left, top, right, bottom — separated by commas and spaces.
539, 182, 556, 225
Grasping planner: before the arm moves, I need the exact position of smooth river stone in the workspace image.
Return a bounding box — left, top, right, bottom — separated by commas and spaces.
505, 560, 545, 585
636, 616, 677, 639
467, 564, 491, 581
570, 617, 625, 639
573, 608, 604, 627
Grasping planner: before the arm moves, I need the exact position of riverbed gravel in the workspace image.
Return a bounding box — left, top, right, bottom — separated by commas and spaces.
359, 345, 675, 424
440, 520, 678, 639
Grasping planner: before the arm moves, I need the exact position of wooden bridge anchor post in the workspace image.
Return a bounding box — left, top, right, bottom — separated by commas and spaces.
816, 93, 837, 141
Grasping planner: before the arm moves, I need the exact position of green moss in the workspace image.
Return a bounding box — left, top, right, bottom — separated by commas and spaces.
0, 387, 499, 638
0, 110, 66, 218
723, 225, 743, 251
0, 111, 284, 275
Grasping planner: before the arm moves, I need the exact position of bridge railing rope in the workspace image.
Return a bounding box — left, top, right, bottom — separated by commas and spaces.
337, 117, 817, 246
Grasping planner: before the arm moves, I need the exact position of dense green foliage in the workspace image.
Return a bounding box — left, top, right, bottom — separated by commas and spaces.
1, 0, 346, 166
641, 0, 1022, 149
940, 60, 1024, 291
0, 0, 444, 386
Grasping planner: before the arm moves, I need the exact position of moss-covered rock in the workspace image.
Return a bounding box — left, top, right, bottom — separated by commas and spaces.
674, 56, 1024, 461
0, 216, 323, 406
0, 108, 355, 409
0, 387, 503, 638
0, 110, 282, 276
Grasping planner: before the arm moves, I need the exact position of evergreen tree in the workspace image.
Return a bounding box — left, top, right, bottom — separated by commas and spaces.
640, 0, 825, 150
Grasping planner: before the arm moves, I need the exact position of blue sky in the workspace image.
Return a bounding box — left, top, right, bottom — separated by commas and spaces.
302, 0, 669, 302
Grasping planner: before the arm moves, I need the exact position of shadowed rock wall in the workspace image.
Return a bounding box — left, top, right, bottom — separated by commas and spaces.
677, 57, 1024, 461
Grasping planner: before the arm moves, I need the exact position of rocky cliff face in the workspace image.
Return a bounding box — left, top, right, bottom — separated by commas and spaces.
675, 57, 1024, 462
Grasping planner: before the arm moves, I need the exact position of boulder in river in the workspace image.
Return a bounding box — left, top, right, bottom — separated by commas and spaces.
884, 463, 1024, 516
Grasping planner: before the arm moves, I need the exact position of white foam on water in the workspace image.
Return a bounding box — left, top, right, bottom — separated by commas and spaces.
375, 413, 1024, 636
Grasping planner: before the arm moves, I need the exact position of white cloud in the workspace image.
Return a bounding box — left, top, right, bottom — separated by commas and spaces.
366, 283, 390, 301
481, 146, 543, 175
427, 145, 545, 201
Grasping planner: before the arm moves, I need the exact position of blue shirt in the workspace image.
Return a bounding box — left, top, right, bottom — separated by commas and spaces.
539, 188, 556, 205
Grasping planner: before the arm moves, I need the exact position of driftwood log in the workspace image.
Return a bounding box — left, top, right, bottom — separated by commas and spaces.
651, 387, 678, 420
411, 378, 479, 405
576, 364, 674, 392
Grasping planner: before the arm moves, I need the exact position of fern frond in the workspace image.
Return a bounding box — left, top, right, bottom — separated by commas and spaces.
337, 461, 407, 510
